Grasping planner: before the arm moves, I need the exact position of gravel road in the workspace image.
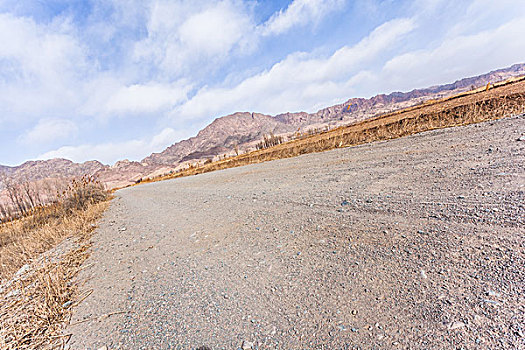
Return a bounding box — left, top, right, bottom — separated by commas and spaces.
67, 115, 525, 350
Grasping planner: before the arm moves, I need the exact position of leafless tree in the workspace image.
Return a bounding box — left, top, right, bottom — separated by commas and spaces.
256, 132, 284, 150
5, 180, 29, 217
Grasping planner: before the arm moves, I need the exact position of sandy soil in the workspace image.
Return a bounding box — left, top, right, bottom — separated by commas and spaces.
67, 115, 525, 349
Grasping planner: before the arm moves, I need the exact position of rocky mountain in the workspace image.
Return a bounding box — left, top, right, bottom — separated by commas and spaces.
1, 62, 524, 192
95, 159, 158, 189
142, 63, 525, 168
0, 159, 106, 190
143, 112, 290, 166
0, 165, 12, 175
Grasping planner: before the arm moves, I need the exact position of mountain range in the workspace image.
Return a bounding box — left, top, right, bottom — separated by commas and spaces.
1, 62, 524, 192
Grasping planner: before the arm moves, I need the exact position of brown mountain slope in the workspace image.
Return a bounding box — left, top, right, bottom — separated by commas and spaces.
0, 159, 106, 190
143, 112, 292, 166
142, 63, 525, 168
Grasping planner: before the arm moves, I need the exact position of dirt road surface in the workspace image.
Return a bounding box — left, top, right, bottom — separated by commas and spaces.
67, 115, 525, 349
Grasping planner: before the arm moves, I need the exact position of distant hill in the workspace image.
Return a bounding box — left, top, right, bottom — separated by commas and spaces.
0, 159, 106, 190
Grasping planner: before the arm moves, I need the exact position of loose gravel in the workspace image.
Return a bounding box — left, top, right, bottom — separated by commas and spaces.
67, 115, 524, 349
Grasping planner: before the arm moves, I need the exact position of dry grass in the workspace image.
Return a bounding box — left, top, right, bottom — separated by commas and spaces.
0, 179, 109, 349
0, 203, 107, 282
142, 77, 525, 184
0, 177, 108, 279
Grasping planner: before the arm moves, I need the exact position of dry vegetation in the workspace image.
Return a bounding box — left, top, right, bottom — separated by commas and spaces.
0, 177, 75, 223
143, 76, 525, 184
255, 132, 285, 150
0, 177, 109, 349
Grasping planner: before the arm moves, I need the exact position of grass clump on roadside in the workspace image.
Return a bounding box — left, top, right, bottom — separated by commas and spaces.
0, 176, 110, 349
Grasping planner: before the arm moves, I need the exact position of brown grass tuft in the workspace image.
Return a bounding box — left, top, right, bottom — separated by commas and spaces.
0, 178, 109, 349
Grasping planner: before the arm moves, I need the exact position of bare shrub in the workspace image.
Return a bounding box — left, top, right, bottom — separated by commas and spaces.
60, 176, 108, 213
256, 132, 284, 150
0, 175, 110, 349
0, 176, 107, 224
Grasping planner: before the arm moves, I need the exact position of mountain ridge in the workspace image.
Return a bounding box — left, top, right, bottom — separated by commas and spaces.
141, 63, 525, 169
2, 62, 524, 190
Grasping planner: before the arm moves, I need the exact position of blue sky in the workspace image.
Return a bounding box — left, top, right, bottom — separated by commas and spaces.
1, 0, 524, 166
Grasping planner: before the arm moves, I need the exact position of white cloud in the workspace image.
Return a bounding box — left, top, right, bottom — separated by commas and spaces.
446, 0, 525, 36
133, 0, 255, 77
20, 118, 78, 145
0, 14, 84, 73
104, 81, 191, 114
381, 16, 525, 92
178, 2, 252, 55
77, 77, 193, 119
174, 18, 415, 119
0, 13, 88, 121
261, 0, 345, 36
149, 127, 184, 149
0, 9, 193, 123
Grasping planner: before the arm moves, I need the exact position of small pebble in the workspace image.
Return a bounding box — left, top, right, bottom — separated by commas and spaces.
486, 290, 501, 297
241, 340, 254, 350
448, 321, 465, 330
